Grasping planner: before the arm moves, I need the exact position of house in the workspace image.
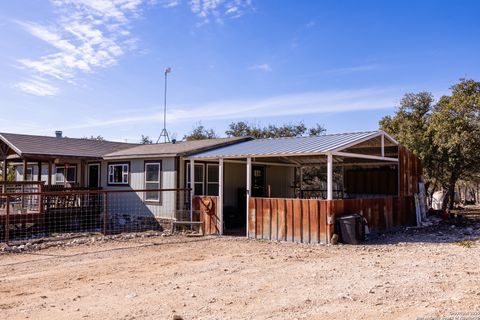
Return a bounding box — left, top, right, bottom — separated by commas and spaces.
0, 130, 422, 243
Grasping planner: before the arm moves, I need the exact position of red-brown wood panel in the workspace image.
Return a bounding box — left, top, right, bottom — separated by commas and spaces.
309, 200, 319, 243
285, 199, 294, 242
263, 198, 271, 240
255, 198, 263, 239
248, 197, 256, 238
277, 198, 286, 241
293, 199, 302, 243
301, 199, 310, 243
271, 199, 278, 241
319, 201, 327, 244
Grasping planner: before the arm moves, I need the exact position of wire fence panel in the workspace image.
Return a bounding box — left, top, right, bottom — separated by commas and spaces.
0, 188, 192, 244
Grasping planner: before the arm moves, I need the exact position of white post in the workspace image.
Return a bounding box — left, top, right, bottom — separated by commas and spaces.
327, 153, 333, 200
246, 157, 252, 237
218, 158, 224, 235
381, 134, 385, 157
190, 159, 195, 223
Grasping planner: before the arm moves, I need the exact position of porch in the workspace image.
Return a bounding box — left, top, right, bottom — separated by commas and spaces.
187, 131, 422, 244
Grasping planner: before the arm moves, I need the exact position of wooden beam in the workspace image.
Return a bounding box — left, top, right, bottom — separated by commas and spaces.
48, 161, 52, 186
37, 161, 42, 182
23, 159, 28, 181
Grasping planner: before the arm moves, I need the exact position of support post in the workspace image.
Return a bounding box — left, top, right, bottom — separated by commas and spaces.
218, 158, 224, 235
189, 159, 195, 225
327, 154, 333, 200
246, 157, 252, 237
5, 196, 9, 244
103, 192, 108, 235
23, 159, 28, 181
381, 134, 385, 157
37, 161, 42, 182
48, 161, 52, 186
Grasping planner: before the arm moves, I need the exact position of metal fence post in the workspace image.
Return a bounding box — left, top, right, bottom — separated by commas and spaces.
103, 192, 108, 235
5, 196, 10, 244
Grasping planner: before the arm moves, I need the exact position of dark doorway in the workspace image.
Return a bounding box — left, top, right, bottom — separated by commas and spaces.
252, 165, 266, 197
88, 164, 100, 188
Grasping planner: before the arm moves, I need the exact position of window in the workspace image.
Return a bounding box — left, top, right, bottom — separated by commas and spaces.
187, 164, 204, 195
206, 164, 219, 196
26, 166, 34, 181
108, 163, 129, 185
145, 162, 161, 202
56, 166, 76, 185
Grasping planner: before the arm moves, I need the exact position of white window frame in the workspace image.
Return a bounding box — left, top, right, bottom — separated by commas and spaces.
26, 166, 34, 181
206, 163, 219, 196
187, 163, 205, 195
145, 162, 162, 202
55, 165, 77, 185
108, 163, 129, 185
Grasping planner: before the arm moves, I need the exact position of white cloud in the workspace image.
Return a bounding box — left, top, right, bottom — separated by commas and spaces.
14, 0, 253, 96
190, 0, 252, 23
15, 0, 149, 95
15, 78, 59, 96
249, 63, 272, 72
49, 87, 398, 131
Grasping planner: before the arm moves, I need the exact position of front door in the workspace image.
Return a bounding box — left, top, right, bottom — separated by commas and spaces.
251, 166, 266, 197
88, 164, 100, 188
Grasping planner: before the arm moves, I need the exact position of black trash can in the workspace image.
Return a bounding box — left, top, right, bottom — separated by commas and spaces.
336, 214, 366, 244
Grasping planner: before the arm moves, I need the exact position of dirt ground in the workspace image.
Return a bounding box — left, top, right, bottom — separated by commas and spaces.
1, 212, 480, 320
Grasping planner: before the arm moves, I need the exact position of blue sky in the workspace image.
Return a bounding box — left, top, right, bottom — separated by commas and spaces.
0, 0, 479, 142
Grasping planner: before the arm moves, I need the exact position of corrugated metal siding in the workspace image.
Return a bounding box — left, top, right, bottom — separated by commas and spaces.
188, 131, 380, 159
99, 158, 177, 219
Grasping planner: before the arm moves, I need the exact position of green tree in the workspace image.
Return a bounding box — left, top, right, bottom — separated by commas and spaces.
225, 121, 325, 138
429, 79, 480, 208
183, 123, 218, 141
380, 79, 480, 209
82, 135, 105, 141
140, 135, 153, 144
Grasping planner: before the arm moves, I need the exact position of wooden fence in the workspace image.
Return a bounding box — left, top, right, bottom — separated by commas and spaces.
248, 196, 416, 244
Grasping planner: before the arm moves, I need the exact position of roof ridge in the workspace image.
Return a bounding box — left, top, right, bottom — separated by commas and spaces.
252, 130, 379, 142
0, 132, 137, 145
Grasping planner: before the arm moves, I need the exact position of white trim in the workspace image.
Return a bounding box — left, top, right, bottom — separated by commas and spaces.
246, 157, 252, 237
327, 154, 333, 200
332, 151, 398, 162
55, 165, 77, 184
380, 130, 399, 145
187, 163, 205, 195
108, 163, 129, 185
329, 131, 382, 152
189, 160, 194, 223
218, 159, 224, 235
144, 162, 162, 202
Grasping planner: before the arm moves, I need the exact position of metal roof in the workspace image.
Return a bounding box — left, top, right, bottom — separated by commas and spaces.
187, 131, 395, 159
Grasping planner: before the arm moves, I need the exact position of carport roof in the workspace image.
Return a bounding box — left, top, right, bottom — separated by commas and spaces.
187, 131, 398, 159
